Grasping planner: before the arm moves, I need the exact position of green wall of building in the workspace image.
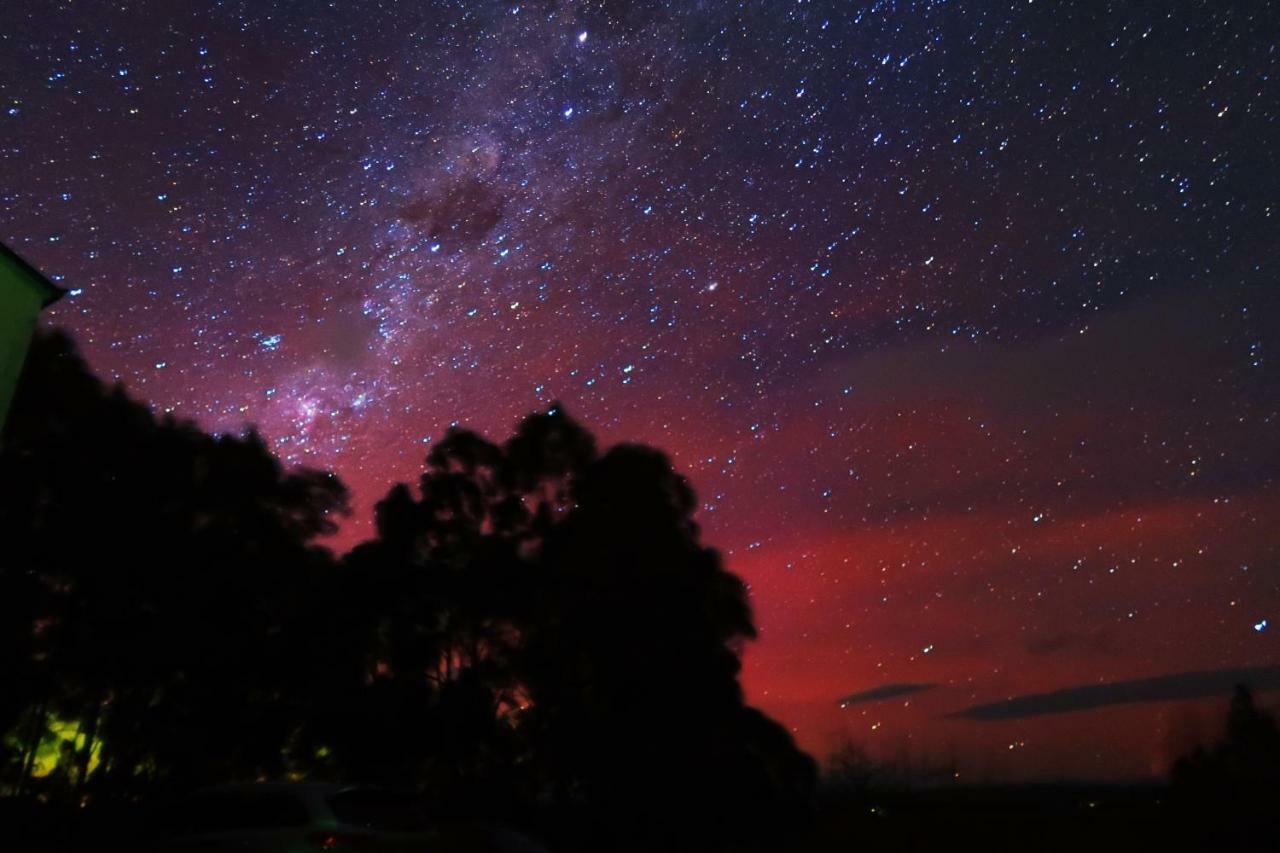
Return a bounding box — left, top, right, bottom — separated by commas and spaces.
1, 246, 63, 427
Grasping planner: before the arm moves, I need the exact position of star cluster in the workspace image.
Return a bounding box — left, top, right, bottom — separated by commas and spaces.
3, 0, 1278, 779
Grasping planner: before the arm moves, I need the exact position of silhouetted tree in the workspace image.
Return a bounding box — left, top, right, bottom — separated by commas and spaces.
0, 330, 348, 798
824, 741, 889, 798
1170, 685, 1280, 847
1171, 686, 1280, 801
3, 332, 814, 851
324, 409, 817, 851
520, 442, 812, 851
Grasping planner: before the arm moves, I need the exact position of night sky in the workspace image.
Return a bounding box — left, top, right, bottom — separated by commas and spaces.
3, 0, 1278, 781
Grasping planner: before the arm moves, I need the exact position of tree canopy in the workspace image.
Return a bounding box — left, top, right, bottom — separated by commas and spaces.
1, 330, 814, 852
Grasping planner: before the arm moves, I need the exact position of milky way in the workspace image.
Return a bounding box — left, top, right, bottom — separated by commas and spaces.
3, 0, 1278, 779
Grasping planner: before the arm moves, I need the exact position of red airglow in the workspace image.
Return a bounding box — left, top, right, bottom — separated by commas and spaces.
735, 491, 1280, 778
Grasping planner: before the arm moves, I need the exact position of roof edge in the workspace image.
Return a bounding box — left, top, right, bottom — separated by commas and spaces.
1, 242, 67, 307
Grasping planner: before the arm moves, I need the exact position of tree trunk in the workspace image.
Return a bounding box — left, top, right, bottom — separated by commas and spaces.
16, 699, 46, 795
73, 696, 102, 795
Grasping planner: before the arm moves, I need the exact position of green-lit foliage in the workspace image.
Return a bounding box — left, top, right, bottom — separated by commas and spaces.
2, 713, 101, 781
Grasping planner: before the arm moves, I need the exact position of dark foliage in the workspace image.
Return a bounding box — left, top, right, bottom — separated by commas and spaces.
1, 331, 815, 852
1, 331, 348, 796
1171, 685, 1280, 819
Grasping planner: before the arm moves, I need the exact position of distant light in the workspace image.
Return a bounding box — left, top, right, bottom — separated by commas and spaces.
562, 106, 574, 118
1256, 619, 1269, 633
577, 31, 588, 43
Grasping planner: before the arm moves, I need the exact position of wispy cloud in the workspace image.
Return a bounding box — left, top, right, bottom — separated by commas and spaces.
838, 683, 937, 708
948, 665, 1280, 721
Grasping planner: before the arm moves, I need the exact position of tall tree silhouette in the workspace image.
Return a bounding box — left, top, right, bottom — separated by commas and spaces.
297, 413, 599, 798
0, 330, 348, 797
325, 408, 816, 850
521, 441, 815, 852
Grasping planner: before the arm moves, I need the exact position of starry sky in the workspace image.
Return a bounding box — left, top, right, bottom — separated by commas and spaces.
3, 0, 1278, 781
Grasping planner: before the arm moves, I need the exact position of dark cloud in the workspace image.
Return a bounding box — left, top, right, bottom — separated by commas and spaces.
838, 683, 937, 708
949, 665, 1280, 721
